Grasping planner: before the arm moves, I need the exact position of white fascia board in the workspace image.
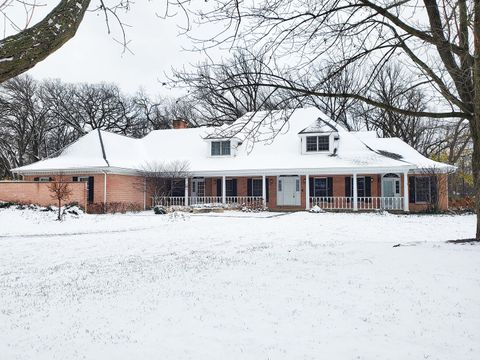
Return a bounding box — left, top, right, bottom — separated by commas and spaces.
12, 166, 140, 176
190, 165, 414, 177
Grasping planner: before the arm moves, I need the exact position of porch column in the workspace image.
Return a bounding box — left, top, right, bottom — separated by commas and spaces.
222, 175, 226, 205
262, 175, 267, 208
353, 173, 358, 211
403, 171, 409, 212
184, 177, 189, 206
305, 174, 310, 210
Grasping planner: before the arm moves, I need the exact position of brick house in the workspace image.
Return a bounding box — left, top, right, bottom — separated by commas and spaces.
4, 108, 455, 212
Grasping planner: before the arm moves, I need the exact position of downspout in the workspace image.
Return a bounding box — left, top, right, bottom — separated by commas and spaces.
103, 171, 107, 212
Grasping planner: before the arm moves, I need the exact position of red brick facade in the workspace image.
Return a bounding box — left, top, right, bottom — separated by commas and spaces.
3, 172, 448, 212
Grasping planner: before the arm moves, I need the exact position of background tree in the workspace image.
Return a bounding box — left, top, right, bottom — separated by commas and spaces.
189, 0, 480, 239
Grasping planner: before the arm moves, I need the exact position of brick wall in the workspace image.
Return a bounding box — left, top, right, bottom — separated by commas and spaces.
0, 181, 87, 208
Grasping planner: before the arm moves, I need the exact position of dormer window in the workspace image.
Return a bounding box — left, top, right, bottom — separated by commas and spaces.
306, 135, 329, 152
211, 140, 231, 156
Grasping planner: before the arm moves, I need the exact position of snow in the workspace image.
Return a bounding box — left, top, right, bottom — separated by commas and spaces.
13, 108, 448, 175
0, 208, 479, 359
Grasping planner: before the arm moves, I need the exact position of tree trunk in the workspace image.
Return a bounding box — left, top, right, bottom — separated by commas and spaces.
0, 0, 91, 83
58, 199, 61, 221
472, 129, 480, 240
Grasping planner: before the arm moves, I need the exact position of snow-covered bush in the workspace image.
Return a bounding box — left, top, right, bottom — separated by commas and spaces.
309, 205, 325, 213
153, 205, 167, 215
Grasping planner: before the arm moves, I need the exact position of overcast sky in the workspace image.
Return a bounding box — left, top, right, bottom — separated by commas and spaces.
18, 2, 210, 97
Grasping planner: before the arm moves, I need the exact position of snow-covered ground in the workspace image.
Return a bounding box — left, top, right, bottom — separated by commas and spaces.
0, 208, 478, 360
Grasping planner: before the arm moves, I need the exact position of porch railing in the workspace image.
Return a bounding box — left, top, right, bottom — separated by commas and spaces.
152, 196, 264, 209
310, 196, 404, 211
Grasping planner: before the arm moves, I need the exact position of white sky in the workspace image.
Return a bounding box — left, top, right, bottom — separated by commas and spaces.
16, 2, 212, 97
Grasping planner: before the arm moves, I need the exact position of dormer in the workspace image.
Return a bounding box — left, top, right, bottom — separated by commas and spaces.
205, 138, 241, 157
298, 117, 340, 155
299, 132, 338, 154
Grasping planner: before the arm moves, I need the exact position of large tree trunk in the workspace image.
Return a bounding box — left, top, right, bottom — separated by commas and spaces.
0, 0, 91, 83
474, 0, 480, 240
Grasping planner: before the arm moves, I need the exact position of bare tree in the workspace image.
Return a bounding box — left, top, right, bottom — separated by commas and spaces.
172, 50, 284, 125
48, 175, 73, 220
138, 160, 191, 206
187, 0, 480, 240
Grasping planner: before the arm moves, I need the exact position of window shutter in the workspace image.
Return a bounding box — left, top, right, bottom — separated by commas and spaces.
327, 177, 333, 197
266, 179, 269, 203
430, 176, 438, 204
216, 178, 222, 196
409, 177, 416, 203
365, 176, 372, 197
88, 176, 95, 203
309, 177, 314, 197
247, 178, 252, 196
231, 179, 238, 196
345, 177, 351, 197
72, 176, 78, 181
34, 177, 39, 182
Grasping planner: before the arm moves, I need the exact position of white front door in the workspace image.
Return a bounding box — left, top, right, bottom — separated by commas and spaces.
382, 174, 401, 209
191, 178, 205, 197
277, 176, 301, 206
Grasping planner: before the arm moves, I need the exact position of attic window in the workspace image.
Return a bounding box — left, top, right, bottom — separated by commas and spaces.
211, 140, 231, 156
306, 135, 329, 152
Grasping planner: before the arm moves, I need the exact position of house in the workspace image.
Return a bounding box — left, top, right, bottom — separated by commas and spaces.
3, 108, 455, 212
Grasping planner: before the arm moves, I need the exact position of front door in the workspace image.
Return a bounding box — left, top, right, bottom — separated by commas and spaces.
191, 178, 205, 198
382, 174, 401, 209
277, 176, 301, 206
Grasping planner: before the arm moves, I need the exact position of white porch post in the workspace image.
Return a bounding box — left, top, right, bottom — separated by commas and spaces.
184, 177, 189, 206
305, 174, 310, 210
262, 175, 267, 208
403, 171, 409, 212
222, 175, 226, 205
353, 173, 358, 211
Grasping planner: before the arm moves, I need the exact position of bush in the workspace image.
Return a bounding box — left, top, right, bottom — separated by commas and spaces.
153, 205, 167, 215
0, 201, 16, 209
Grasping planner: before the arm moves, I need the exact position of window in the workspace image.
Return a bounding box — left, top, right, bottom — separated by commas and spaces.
38, 177, 50, 182
171, 179, 185, 197
251, 179, 263, 197
415, 177, 431, 202
349, 176, 366, 197
305, 136, 329, 152
73, 176, 89, 182
211, 141, 231, 156
313, 178, 328, 197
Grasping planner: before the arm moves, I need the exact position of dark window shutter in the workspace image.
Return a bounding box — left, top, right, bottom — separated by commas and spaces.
216, 178, 222, 196
409, 176, 416, 203
231, 179, 238, 196
266, 179, 269, 202
430, 176, 438, 204
365, 176, 372, 197
345, 176, 351, 197
72, 176, 78, 182
247, 178, 252, 196
88, 176, 95, 203
309, 177, 314, 196
33, 177, 39, 182
327, 177, 333, 197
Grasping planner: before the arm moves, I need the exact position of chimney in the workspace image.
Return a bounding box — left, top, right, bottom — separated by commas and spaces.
172, 119, 189, 129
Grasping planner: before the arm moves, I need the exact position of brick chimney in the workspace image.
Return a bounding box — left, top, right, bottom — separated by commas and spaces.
172, 119, 189, 129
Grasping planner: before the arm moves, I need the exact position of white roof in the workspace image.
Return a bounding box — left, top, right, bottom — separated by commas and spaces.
13, 108, 454, 175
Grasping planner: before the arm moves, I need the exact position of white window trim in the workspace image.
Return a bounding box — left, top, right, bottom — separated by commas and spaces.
300, 133, 336, 154
207, 139, 236, 157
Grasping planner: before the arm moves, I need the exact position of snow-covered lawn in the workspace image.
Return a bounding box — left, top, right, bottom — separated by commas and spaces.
0, 208, 479, 360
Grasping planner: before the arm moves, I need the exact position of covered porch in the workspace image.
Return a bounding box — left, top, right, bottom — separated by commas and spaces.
152, 171, 416, 212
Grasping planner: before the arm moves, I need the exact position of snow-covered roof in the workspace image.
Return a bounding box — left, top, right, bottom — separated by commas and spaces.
12, 108, 454, 175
